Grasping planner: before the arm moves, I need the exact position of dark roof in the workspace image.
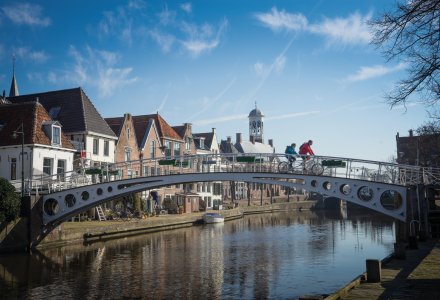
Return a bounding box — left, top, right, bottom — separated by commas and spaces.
172, 125, 186, 139
249, 107, 263, 118
193, 132, 214, 150
7, 87, 116, 138
220, 139, 239, 154
0, 102, 74, 149
104, 117, 124, 137
132, 114, 183, 147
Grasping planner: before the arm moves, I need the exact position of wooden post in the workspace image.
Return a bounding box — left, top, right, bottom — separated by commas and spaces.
366, 259, 381, 282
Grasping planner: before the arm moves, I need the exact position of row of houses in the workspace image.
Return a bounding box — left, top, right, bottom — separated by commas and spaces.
1, 76, 279, 213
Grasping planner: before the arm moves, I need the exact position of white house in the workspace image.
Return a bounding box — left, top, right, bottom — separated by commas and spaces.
0, 102, 76, 192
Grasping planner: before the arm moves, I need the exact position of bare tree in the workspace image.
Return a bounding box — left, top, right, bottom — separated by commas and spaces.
370, 0, 440, 111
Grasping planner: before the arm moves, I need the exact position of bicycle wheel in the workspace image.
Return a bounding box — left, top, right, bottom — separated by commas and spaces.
311, 163, 324, 175
278, 162, 289, 173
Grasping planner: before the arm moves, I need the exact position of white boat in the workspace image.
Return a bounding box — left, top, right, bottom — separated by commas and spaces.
203, 213, 224, 224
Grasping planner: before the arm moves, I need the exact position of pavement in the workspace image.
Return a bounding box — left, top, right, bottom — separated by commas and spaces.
329, 238, 440, 300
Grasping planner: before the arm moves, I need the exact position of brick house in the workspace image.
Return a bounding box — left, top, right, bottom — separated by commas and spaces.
396, 130, 440, 167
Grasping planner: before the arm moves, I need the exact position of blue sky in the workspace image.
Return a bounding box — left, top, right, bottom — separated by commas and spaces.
0, 0, 428, 161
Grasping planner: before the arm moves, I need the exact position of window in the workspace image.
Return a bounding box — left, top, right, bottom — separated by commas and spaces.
150, 140, 155, 158
125, 147, 132, 162
127, 127, 131, 139
57, 159, 66, 181
164, 141, 171, 158
43, 158, 53, 176
52, 126, 61, 145
11, 158, 16, 180
185, 137, 191, 150
104, 140, 109, 156
93, 138, 99, 155
143, 166, 149, 176
200, 139, 204, 149
174, 142, 180, 157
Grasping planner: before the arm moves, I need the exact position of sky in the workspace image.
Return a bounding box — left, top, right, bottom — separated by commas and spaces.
0, 0, 429, 162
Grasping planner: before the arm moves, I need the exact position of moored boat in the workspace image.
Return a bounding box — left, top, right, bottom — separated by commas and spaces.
203, 212, 224, 224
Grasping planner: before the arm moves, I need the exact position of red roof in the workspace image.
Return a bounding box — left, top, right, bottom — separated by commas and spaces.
0, 102, 74, 149
132, 113, 183, 147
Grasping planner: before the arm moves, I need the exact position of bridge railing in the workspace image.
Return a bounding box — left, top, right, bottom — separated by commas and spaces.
20, 153, 440, 195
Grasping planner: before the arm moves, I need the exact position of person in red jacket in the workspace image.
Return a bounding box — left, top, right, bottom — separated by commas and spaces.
299, 140, 314, 161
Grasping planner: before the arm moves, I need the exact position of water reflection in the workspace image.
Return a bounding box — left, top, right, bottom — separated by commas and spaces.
0, 210, 394, 299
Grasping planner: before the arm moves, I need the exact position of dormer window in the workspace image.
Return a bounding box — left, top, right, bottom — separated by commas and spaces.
52, 126, 61, 145
200, 138, 205, 149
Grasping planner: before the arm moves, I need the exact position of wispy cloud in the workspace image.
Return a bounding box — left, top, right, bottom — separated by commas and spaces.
255, 7, 307, 32
1, 3, 51, 27
255, 7, 372, 46
157, 4, 176, 25
254, 55, 286, 77
180, 3, 192, 14
14, 47, 49, 64
148, 29, 175, 53
266, 110, 320, 121
53, 45, 139, 98
309, 12, 372, 46
188, 77, 236, 121
181, 18, 228, 56
154, 89, 170, 113
344, 62, 407, 82
196, 114, 248, 126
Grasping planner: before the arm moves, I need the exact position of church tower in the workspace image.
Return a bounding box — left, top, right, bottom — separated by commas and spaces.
9, 55, 19, 97
248, 102, 264, 143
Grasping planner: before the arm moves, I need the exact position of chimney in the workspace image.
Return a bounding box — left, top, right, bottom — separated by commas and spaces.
236, 133, 242, 144
212, 128, 216, 134
184, 123, 192, 132
409, 129, 413, 137
227, 136, 232, 143
268, 139, 273, 147
36, 97, 39, 103
250, 136, 255, 144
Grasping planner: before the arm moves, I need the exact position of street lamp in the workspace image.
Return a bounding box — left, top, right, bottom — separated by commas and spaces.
12, 123, 25, 197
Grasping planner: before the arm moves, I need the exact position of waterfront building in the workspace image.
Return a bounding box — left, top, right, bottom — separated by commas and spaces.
396, 129, 440, 167
7, 87, 117, 171
193, 128, 223, 209
0, 102, 75, 191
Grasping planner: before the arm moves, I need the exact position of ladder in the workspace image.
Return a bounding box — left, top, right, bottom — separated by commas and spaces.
96, 205, 107, 221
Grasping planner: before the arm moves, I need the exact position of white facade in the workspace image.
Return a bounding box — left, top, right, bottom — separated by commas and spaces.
0, 144, 75, 191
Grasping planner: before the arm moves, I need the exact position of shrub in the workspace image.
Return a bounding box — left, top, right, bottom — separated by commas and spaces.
0, 178, 21, 223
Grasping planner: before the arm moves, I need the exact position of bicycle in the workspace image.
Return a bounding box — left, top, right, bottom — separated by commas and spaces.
278, 156, 303, 173
278, 156, 324, 175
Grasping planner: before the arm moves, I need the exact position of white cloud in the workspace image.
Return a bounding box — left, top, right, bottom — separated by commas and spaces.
181, 18, 228, 56
255, 8, 372, 46
255, 7, 307, 32
65, 45, 138, 98
254, 62, 265, 76
266, 110, 321, 121
345, 62, 407, 82
14, 47, 49, 64
149, 29, 176, 53
2, 3, 51, 27
253, 55, 286, 77
180, 3, 192, 14
309, 12, 372, 46
158, 4, 176, 25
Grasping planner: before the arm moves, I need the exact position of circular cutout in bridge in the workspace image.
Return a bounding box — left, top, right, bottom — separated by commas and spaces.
97, 188, 103, 196
380, 190, 403, 210
340, 184, 351, 195
81, 191, 90, 201
358, 186, 373, 201
323, 181, 331, 190
107, 186, 113, 193
311, 180, 318, 187
64, 194, 76, 208
44, 198, 59, 216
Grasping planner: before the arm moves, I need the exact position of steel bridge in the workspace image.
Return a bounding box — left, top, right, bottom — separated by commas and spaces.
28, 153, 439, 230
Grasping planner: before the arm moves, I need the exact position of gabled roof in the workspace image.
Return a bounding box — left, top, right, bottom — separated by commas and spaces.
132, 113, 183, 146
0, 102, 74, 149
235, 141, 274, 154
172, 125, 186, 139
220, 139, 239, 154
104, 116, 124, 137
193, 132, 214, 150
7, 87, 116, 138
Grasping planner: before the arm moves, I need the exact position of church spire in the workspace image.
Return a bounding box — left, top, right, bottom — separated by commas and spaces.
9, 54, 19, 97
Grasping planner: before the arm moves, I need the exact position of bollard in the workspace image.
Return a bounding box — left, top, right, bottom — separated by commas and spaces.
394, 242, 406, 259
408, 235, 418, 249
366, 259, 381, 283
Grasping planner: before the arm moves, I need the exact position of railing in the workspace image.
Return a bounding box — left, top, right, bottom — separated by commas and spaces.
15, 153, 440, 195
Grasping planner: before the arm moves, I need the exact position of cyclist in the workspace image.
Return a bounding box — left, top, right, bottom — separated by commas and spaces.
284, 143, 298, 166
299, 140, 314, 161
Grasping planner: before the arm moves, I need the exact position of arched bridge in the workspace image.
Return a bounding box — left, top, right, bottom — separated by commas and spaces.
32, 153, 437, 229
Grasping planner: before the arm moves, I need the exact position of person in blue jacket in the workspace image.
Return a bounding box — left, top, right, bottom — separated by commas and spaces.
285, 143, 298, 166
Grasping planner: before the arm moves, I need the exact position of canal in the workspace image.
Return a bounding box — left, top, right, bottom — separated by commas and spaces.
0, 209, 395, 299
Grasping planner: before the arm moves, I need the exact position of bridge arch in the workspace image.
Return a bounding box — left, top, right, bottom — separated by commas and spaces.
41, 172, 408, 227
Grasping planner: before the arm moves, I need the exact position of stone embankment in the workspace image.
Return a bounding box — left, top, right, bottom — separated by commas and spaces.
322, 239, 440, 300
38, 200, 316, 250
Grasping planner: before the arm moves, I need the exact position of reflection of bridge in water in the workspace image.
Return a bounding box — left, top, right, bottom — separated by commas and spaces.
16, 153, 440, 247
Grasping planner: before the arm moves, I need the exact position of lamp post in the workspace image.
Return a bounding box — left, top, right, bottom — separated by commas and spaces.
12, 123, 25, 197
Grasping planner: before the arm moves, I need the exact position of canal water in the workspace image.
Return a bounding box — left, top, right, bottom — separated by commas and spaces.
0, 209, 395, 299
